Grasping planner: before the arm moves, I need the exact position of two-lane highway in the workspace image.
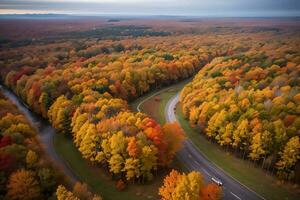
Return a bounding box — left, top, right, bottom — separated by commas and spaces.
166, 93, 265, 200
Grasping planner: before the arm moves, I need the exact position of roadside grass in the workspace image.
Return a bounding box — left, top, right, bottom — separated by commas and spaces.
138, 94, 164, 124
138, 89, 177, 124
131, 80, 189, 124
135, 82, 300, 200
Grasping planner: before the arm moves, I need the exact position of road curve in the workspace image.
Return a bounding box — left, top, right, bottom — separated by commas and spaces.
166, 93, 265, 200
0, 82, 265, 200
0, 84, 78, 184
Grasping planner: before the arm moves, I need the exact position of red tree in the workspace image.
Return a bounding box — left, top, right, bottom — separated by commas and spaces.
200, 183, 222, 200
0, 153, 15, 174
0, 135, 12, 148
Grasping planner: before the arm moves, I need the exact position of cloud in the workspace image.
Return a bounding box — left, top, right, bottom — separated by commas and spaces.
0, 0, 299, 16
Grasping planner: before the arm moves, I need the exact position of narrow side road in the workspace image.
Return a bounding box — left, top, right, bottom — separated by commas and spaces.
166, 93, 265, 200
0, 85, 78, 184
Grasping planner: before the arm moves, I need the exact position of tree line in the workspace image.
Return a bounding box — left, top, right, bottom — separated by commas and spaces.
180, 38, 300, 182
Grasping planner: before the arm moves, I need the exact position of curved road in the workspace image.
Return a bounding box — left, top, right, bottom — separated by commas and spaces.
0, 85, 78, 184
166, 93, 265, 200
1, 82, 265, 200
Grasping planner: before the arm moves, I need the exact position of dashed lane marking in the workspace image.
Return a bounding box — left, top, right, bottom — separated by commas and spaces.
201, 168, 211, 177
230, 192, 242, 200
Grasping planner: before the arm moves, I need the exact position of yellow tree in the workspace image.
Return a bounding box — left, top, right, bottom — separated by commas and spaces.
173, 171, 204, 200
140, 145, 158, 181
4, 123, 35, 138
189, 107, 200, 126
232, 119, 249, 149
206, 112, 219, 138
79, 123, 98, 161
74, 121, 89, 147
206, 109, 227, 139
101, 138, 111, 159
56, 185, 79, 200
109, 154, 124, 174
159, 170, 181, 200
109, 131, 127, 155
123, 158, 140, 181
26, 150, 38, 168
219, 122, 233, 146
71, 112, 88, 135
48, 95, 73, 134
276, 136, 300, 180
249, 132, 265, 161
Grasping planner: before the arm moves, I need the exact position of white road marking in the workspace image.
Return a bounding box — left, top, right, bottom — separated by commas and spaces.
201, 168, 211, 176
194, 159, 202, 166
230, 192, 242, 200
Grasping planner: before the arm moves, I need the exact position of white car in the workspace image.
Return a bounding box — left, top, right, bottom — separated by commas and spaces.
211, 177, 223, 186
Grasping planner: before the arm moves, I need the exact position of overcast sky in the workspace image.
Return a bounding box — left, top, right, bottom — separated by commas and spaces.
0, 0, 299, 17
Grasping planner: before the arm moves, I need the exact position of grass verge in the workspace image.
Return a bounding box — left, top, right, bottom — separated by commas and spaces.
131, 80, 189, 124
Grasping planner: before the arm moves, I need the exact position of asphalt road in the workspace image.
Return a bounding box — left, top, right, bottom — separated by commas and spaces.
0, 85, 78, 184
166, 93, 265, 200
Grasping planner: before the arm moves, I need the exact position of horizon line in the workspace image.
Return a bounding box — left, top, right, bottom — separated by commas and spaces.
0, 12, 300, 18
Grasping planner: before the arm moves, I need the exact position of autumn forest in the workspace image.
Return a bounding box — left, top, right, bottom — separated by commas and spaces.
0, 14, 300, 200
